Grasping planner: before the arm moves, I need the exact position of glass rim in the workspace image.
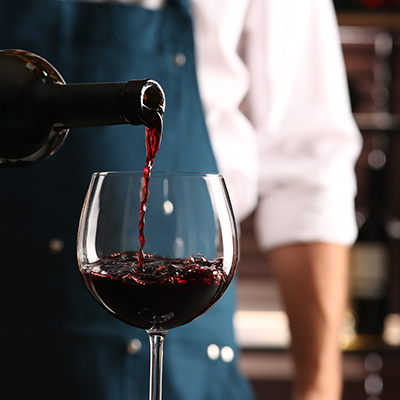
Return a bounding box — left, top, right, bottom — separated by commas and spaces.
92, 171, 223, 178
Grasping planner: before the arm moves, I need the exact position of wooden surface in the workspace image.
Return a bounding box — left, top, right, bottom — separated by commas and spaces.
337, 12, 400, 29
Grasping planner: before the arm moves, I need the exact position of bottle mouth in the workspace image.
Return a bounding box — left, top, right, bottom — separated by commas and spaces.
142, 80, 165, 117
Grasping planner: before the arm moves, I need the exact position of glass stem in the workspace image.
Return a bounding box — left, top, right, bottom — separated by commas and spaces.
146, 329, 168, 400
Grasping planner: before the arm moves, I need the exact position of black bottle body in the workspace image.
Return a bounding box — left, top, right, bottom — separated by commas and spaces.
351, 143, 389, 338
0, 49, 165, 167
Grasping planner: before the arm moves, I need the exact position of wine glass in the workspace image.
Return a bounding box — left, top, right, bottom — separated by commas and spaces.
77, 171, 239, 400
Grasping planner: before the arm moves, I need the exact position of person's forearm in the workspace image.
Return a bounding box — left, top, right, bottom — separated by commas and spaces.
268, 242, 350, 400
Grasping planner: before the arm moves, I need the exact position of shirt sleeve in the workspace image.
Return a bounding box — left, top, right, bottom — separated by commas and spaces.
242, 0, 363, 250
191, 0, 260, 222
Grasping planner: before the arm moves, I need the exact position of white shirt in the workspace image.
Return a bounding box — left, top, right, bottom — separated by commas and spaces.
62, 0, 363, 250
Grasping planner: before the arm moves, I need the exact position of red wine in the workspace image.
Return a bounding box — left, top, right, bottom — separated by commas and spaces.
138, 112, 162, 264
81, 252, 229, 330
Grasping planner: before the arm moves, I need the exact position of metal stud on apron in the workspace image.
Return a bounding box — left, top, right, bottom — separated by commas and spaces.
0, 0, 254, 399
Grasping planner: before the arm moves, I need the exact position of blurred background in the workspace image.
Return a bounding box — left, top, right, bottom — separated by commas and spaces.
235, 1, 400, 399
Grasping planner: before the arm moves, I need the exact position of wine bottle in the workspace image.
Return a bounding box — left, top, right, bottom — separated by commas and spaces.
0, 49, 165, 167
351, 140, 389, 340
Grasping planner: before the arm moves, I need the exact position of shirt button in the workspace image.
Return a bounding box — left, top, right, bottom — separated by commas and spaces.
221, 346, 235, 363
207, 344, 220, 360
172, 52, 186, 67
49, 238, 64, 254
126, 338, 142, 355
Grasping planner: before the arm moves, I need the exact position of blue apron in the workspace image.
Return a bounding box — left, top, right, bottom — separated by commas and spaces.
0, 1, 254, 399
